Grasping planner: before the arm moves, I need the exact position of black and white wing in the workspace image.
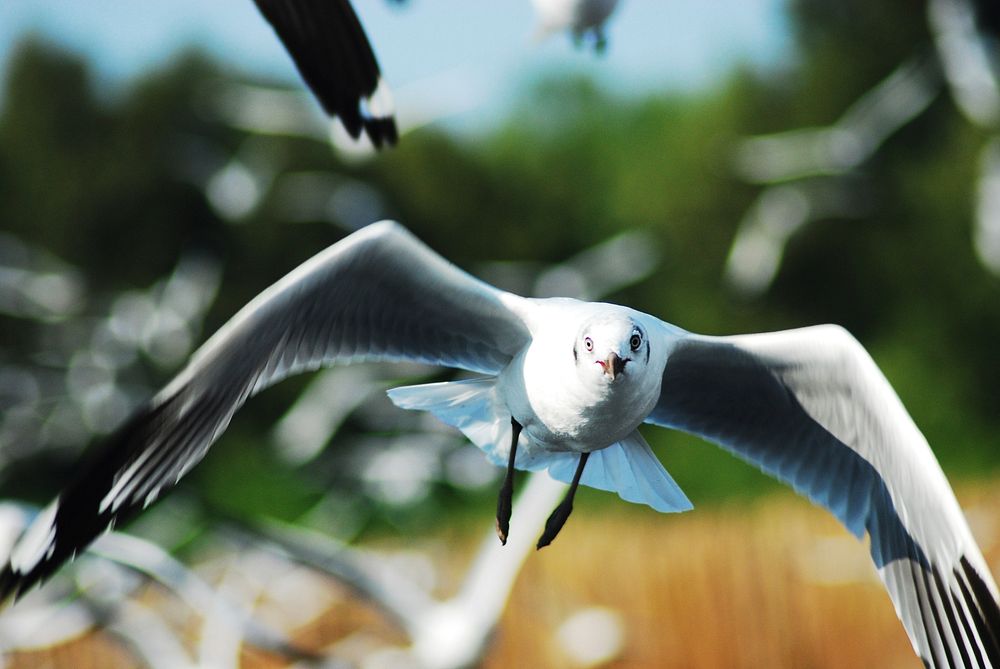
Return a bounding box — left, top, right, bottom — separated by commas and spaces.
0, 221, 529, 601
648, 324, 1000, 669
252, 0, 398, 146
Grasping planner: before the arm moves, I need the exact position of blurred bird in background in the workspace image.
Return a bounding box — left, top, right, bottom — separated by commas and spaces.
252, 0, 398, 146
531, 0, 622, 52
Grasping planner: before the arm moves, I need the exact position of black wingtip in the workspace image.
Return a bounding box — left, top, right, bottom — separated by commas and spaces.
362, 116, 398, 149
0, 397, 177, 606
0, 526, 74, 609
0, 559, 44, 609
958, 555, 1000, 667
252, 0, 398, 151
0, 565, 19, 608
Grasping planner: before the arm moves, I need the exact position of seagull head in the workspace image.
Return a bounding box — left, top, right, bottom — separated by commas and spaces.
575, 313, 649, 384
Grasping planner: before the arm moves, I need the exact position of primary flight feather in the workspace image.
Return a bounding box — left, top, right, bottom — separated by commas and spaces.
1, 221, 997, 668
252, 0, 398, 146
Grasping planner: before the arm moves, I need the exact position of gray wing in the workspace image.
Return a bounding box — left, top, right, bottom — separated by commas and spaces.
647, 324, 1000, 669
0, 221, 529, 601
252, 0, 397, 146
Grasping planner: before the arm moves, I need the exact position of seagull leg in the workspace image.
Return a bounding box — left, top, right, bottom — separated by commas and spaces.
495, 417, 522, 545
593, 28, 608, 55
537, 452, 590, 550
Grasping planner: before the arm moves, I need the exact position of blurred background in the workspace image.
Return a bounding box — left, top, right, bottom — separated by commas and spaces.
0, 0, 999, 667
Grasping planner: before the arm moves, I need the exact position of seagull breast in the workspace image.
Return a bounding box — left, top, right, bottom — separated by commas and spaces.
498, 301, 664, 452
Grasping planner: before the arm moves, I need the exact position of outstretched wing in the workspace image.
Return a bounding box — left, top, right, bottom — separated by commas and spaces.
252, 0, 397, 146
647, 324, 1000, 669
0, 221, 529, 601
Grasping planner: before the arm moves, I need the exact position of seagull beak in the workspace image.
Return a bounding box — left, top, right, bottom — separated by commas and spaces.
603, 352, 627, 380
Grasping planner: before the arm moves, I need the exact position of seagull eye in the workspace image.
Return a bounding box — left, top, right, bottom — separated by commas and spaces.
584, 336, 593, 352
630, 333, 642, 351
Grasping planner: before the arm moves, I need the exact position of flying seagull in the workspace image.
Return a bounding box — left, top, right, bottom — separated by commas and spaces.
252, 0, 398, 146
254, 0, 620, 146
531, 0, 622, 52
1, 222, 997, 667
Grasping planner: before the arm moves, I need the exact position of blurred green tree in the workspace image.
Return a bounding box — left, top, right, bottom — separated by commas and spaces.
0, 0, 997, 530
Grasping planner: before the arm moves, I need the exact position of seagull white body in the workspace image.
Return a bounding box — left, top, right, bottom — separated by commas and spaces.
1, 222, 997, 668
500, 300, 667, 452
388, 296, 690, 514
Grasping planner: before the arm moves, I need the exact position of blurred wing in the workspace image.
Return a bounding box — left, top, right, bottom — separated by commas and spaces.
0, 221, 529, 601
252, 0, 397, 146
647, 324, 1000, 669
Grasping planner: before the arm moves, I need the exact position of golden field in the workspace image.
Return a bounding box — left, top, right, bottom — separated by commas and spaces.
7, 482, 1000, 669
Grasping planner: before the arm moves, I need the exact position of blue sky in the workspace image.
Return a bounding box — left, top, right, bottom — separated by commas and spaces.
0, 1, 793, 131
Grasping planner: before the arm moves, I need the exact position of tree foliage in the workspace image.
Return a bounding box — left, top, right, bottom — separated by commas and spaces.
1, 0, 998, 528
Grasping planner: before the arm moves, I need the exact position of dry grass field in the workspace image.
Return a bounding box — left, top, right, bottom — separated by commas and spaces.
7, 481, 1000, 669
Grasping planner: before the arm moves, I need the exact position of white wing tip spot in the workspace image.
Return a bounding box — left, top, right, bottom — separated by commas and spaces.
143, 486, 163, 510
362, 78, 395, 121
9, 499, 59, 575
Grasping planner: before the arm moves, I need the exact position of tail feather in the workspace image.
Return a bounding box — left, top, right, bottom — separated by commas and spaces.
387, 378, 507, 462
388, 378, 569, 472
547, 430, 693, 513
387, 381, 692, 513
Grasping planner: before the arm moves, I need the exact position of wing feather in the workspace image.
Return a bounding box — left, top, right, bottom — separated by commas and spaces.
252, 0, 397, 146
0, 221, 528, 601
647, 324, 999, 667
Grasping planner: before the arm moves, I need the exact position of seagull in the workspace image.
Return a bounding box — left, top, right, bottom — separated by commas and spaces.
254, 0, 621, 146
531, 0, 622, 52
1, 221, 997, 667
252, 0, 398, 146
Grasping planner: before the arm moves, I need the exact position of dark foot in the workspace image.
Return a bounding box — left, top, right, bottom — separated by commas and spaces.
496, 478, 513, 545
495, 417, 522, 545
536, 452, 590, 550
536, 498, 573, 549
